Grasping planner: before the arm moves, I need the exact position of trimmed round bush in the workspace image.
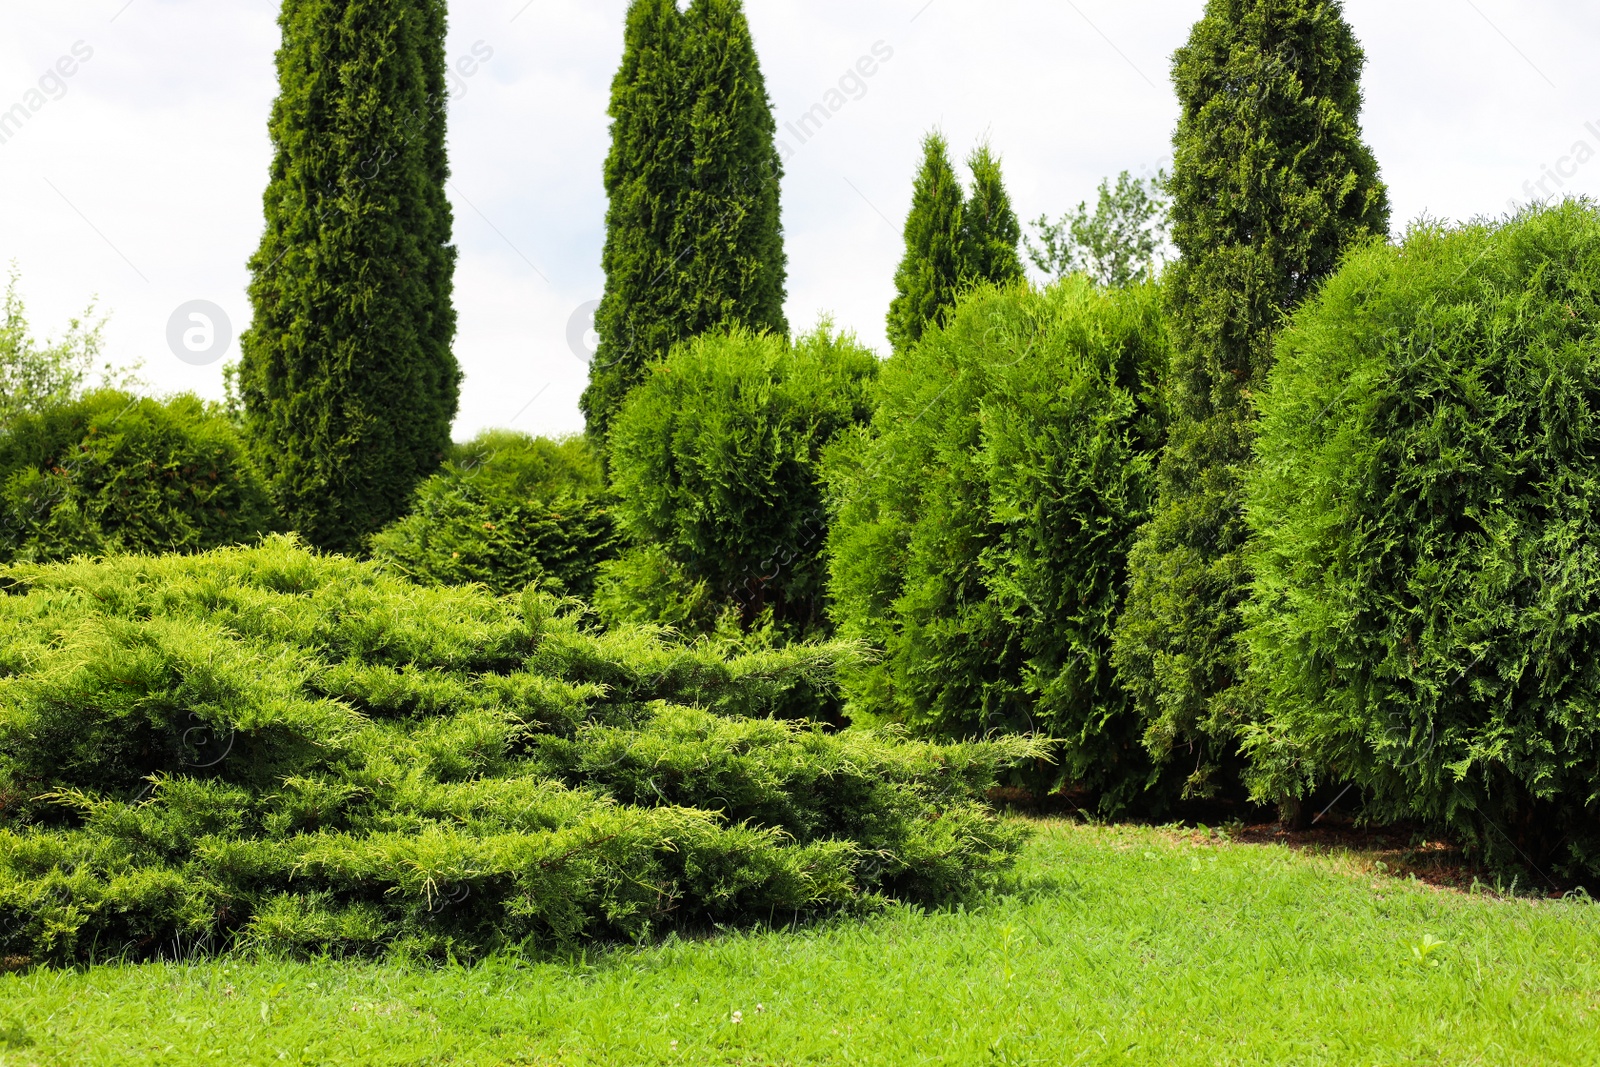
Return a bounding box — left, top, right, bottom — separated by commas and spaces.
0, 389, 275, 563
369, 431, 619, 599
825, 279, 1169, 811
1245, 202, 1600, 878
604, 324, 878, 637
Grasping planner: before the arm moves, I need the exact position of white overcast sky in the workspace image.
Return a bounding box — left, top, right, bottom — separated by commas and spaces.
1, 0, 1597, 439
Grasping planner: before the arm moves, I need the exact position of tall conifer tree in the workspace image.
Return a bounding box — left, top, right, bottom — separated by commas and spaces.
1111, 0, 1390, 797
887, 133, 965, 353
582, 0, 785, 443
240, 0, 458, 554
681, 0, 787, 340
962, 145, 1025, 287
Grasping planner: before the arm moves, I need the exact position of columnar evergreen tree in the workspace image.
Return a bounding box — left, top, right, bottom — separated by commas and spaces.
961, 145, 1025, 288
239, 0, 459, 554
887, 133, 966, 353
1111, 0, 1390, 798
581, 0, 786, 443
680, 0, 787, 339
888, 136, 1027, 353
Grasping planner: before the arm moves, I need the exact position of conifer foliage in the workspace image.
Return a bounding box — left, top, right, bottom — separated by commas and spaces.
0, 539, 1036, 962
829, 280, 1169, 810
1112, 0, 1390, 797
886, 134, 968, 353
888, 135, 1025, 353
1244, 203, 1600, 879
961, 145, 1026, 289
239, 0, 459, 555
581, 0, 787, 443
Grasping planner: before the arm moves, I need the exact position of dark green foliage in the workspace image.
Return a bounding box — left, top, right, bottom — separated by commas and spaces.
0, 539, 1038, 964
887, 133, 967, 353
1027, 171, 1171, 287
604, 325, 878, 637
369, 431, 619, 599
1113, 0, 1390, 796
582, 0, 787, 443
826, 280, 1170, 811
239, 0, 459, 554
0, 390, 275, 564
1244, 203, 1600, 880
961, 146, 1026, 289
888, 136, 1028, 353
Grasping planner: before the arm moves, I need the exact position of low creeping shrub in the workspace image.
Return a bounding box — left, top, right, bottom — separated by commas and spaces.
0, 537, 1039, 964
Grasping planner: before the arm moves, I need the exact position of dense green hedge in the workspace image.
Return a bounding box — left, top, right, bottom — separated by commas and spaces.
0, 538, 1037, 964
604, 326, 878, 637
1244, 202, 1600, 878
0, 390, 275, 564
826, 280, 1169, 811
369, 431, 619, 599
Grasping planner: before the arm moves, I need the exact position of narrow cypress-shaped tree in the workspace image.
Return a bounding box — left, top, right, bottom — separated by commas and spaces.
680, 0, 787, 340
962, 145, 1025, 287
581, 0, 785, 444
1111, 0, 1389, 798
240, 0, 459, 554
887, 133, 966, 353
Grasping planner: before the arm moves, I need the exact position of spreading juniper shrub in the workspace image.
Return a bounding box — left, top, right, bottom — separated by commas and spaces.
0, 538, 1038, 964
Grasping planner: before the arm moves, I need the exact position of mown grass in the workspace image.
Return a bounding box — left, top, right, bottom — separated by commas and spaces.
3, 819, 1598, 1066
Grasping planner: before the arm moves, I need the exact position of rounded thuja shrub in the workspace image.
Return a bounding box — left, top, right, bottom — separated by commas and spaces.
0, 390, 275, 563
369, 431, 619, 599
1244, 201, 1600, 880
826, 279, 1169, 811
604, 324, 877, 638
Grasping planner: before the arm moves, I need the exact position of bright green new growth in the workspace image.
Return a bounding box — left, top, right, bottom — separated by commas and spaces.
1244, 203, 1600, 879
961, 145, 1026, 289
887, 134, 967, 353
582, 0, 787, 443
1027, 171, 1171, 287
0, 539, 1037, 964
604, 325, 878, 638
369, 431, 619, 600
827, 280, 1169, 809
239, 0, 459, 554
0, 390, 276, 564
1112, 0, 1390, 798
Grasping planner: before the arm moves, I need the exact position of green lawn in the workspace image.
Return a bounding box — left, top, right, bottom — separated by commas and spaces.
3, 820, 1597, 1066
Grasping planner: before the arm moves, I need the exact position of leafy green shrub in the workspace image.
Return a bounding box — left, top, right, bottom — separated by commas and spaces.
825, 279, 1169, 811
369, 431, 619, 599
1244, 202, 1600, 878
0, 538, 1038, 964
603, 325, 878, 637
0, 390, 275, 564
